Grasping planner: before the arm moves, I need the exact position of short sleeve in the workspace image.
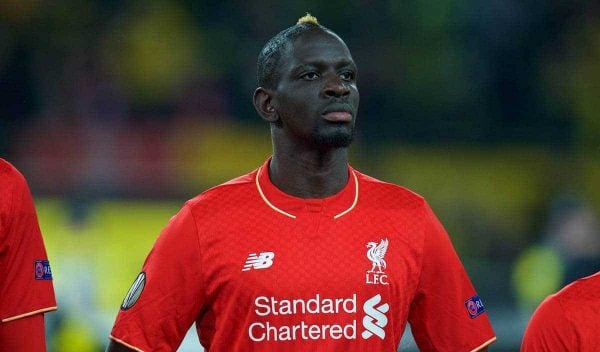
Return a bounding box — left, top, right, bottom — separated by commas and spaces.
0, 161, 57, 323
521, 295, 577, 352
408, 203, 495, 351
109, 204, 205, 351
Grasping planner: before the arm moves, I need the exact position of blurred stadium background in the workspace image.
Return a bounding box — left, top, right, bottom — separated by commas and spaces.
1, 1, 599, 351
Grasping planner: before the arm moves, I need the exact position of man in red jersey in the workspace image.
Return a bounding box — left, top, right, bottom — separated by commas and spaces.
0, 158, 57, 350
107, 14, 495, 352
521, 271, 600, 351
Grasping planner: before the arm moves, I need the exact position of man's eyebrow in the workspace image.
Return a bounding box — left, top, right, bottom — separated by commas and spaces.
290, 60, 357, 74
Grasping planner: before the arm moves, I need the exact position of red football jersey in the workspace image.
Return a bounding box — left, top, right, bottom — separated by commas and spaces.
0, 159, 57, 323
110, 158, 495, 351
521, 271, 600, 352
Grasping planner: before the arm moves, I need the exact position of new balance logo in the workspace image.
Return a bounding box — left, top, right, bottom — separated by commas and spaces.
362, 294, 389, 339
242, 252, 275, 271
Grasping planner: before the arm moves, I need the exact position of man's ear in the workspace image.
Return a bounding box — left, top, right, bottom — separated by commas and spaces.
253, 87, 278, 123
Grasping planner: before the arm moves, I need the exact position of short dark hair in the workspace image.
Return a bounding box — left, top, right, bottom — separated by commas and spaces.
257, 14, 330, 89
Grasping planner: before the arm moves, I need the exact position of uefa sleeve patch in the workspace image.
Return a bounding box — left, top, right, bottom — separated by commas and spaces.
34, 260, 53, 280
464, 294, 485, 319
121, 272, 146, 310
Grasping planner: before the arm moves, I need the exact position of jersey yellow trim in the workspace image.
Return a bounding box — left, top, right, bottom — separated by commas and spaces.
470, 336, 497, 352
255, 166, 297, 219
109, 335, 145, 352
256, 166, 359, 219
1, 306, 58, 323
333, 170, 358, 219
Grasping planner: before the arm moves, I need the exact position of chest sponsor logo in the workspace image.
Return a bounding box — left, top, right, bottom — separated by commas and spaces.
248, 293, 389, 342
362, 294, 389, 339
243, 252, 275, 271
366, 238, 389, 285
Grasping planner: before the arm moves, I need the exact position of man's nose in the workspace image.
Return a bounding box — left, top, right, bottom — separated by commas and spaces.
322, 74, 350, 98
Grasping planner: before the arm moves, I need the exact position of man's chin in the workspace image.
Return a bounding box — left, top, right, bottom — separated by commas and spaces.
314, 130, 354, 149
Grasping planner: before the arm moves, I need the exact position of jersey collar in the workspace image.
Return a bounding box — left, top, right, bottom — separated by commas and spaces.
255, 158, 358, 219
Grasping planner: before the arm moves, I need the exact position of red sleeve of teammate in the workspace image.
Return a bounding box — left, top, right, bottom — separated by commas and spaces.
521, 295, 577, 352
109, 205, 205, 351
0, 160, 57, 324
408, 202, 495, 351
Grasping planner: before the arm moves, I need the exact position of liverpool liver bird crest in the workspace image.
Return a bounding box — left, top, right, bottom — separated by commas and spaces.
367, 238, 389, 273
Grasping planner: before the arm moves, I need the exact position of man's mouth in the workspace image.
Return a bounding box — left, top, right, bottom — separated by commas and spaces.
322, 111, 352, 122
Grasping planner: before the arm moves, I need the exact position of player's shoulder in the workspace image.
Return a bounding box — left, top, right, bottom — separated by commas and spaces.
0, 158, 28, 189
554, 271, 600, 303
0, 159, 32, 217
184, 168, 258, 210
0, 158, 20, 178
532, 271, 600, 323
353, 168, 426, 208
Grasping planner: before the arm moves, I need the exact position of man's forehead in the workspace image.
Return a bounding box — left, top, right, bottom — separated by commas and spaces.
287, 30, 354, 65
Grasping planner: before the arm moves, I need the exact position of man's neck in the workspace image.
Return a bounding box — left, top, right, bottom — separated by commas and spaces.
269, 149, 349, 199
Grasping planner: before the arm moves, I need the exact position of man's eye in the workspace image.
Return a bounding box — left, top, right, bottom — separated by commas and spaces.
301, 72, 319, 80
340, 71, 355, 81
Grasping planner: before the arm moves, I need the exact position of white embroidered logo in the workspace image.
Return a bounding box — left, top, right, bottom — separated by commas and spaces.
242, 252, 275, 271
367, 238, 388, 273
362, 294, 389, 339
366, 238, 389, 285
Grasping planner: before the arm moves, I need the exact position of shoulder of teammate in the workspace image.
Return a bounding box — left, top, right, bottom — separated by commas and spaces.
0, 158, 34, 234
0, 158, 15, 174
522, 272, 600, 351
521, 292, 574, 351
0, 158, 29, 196
556, 271, 600, 300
